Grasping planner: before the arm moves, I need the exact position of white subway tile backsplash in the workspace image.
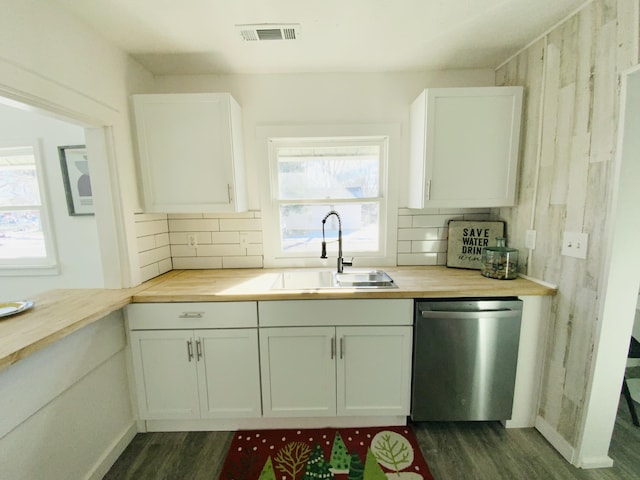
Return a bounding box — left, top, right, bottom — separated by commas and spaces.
137, 208, 494, 276
137, 235, 156, 253
197, 244, 245, 257
397, 253, 439, 265
397, 228, 441, 241
171, 245, 197, 257
411, 240, 447, 253
412, 214, 461, 228
172, 256, 223, 269
203, 211, 256, 219
155, 233, 170, 247
397, 241, 412, 253
169, 219, 220, 232
158, 258, 172, 274
222, 256, 264, 269
211, 232, 241, 244
136, 219, 170, 237
139, 263, 161, 283
219, 218, 262, 231
139, 245, 171, 268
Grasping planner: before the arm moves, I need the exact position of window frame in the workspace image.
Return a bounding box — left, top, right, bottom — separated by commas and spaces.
0, 139, 59, 274
257, 124, 399, 269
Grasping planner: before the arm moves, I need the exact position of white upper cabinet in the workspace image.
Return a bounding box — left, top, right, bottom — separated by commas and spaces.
408, 86, 523, 209
132, 93, 247, 213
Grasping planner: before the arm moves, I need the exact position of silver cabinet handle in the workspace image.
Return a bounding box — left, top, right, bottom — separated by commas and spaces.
187, 340, 194, 362
330, 337, 335, 359
179, 312, 204, 319
227, 184, 233, 203
426, 179, 431, 200
340, 337, 344, 359
196, 339, 202, 361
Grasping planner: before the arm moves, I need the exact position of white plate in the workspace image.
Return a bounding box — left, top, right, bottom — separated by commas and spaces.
0, 301, 34, 318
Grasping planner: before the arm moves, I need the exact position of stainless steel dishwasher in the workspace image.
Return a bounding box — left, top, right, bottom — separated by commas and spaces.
411, 298, 522, 421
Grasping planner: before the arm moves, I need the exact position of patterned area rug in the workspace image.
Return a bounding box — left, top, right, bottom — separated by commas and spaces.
219, 425, 433, 480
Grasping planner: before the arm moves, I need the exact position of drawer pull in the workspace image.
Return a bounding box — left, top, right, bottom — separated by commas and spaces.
179, 312, 205, 319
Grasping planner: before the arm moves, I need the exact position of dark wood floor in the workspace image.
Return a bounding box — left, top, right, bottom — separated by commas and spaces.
104, 395, 640, 480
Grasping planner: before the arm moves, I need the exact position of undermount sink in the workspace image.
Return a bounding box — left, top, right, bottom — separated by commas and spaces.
271, 269, 397, 290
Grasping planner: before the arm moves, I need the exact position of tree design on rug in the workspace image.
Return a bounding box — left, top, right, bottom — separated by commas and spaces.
347, 452, 364, 480
259, 456, 276, 480
329, 431, 351, 473
274, 441, 312, 480
371, 431, 422, 479
363, 448, 387, 480
302, 443, 334, 480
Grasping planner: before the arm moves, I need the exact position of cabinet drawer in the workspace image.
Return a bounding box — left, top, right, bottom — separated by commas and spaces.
258, 299, 412, 327
127, 302, 257, 329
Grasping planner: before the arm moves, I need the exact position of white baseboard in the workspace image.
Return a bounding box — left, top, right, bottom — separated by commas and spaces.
145, 415, 407, 432
535, 415, 576, 465
86, 421, 137, 480
577, 456, 614, 469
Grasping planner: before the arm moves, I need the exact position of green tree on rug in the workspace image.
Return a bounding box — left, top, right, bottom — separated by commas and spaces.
329, 431, 351, 473
258, 457, 276, 480
274, 441, 312, 480
347, 452, 364, 480
302, 443, 334, 480
363, 448, 387, 480
371, 431, 413, 474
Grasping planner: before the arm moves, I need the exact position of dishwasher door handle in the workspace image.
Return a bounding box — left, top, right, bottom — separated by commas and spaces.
420, 309, 519, 319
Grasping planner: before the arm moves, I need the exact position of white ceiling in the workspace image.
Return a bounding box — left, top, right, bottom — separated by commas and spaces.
50, 0, 589, 75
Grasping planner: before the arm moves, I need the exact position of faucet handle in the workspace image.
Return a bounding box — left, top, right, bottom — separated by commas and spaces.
342, 258, 353, 268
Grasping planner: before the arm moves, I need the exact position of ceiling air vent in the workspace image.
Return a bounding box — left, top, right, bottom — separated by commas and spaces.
237, 23, 300, 42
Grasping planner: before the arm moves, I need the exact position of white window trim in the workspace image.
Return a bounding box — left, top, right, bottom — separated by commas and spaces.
257, 124, 400, 269
0, 138, 59, 275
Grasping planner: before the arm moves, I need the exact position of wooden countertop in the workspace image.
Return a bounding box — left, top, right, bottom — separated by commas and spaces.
0, 266, 555, 372
132, 266, 556, 302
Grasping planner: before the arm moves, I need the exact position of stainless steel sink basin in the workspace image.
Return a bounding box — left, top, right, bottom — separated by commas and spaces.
335, 270, 396, 287
271, 269, 397, 290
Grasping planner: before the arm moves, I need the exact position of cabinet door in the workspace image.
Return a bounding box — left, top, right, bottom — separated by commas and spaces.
259, 327, 336, 417
197, 329, 261, 418
133, 93, 246, 213
409, 87, 522, 208
336, 326, 412, 416
129, 330, 200, 420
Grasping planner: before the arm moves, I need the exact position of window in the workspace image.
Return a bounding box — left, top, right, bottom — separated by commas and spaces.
0, 141, 57, 270
258, 125, 399, 268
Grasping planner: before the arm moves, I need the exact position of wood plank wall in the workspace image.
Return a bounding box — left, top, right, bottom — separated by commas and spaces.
495, 0, 639, 447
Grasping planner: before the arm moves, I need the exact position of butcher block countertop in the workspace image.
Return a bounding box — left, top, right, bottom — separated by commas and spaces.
0, 266, 556, 372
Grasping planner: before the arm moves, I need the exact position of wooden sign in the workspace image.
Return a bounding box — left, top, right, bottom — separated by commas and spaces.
446, 220, 505, 269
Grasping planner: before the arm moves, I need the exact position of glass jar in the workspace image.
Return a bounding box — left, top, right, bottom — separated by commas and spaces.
481, 237, 519, 280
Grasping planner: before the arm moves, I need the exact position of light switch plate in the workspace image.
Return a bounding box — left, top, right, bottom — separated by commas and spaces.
525, 229, 537, 250
562, 232, 588, 259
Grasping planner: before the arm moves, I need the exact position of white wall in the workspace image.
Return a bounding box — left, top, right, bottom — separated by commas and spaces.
0, 104, 104, 298
0, 0, 154, 288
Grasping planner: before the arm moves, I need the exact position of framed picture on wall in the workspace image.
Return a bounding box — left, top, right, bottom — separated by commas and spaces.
58, 145, 94, 216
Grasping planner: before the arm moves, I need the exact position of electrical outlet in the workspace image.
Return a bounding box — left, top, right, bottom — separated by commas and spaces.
561, 232, 588, 259
239, 232, 249, 249
186, 234, 198, 249
525, 229, 537, 250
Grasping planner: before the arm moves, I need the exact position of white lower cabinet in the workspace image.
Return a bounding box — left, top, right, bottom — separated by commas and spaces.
127, 302, 261, 421
258, 299, 413, 418
130, 328, 261, 420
